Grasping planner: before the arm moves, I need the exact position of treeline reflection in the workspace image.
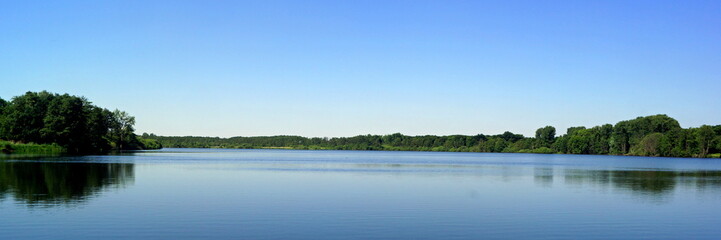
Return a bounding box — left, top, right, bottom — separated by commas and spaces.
0, 161, 134, 205
535, 167, 721, 195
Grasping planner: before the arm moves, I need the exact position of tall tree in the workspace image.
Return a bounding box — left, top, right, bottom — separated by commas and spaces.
0, 97, 6, 113
636, 133, 664, 156
696, 125, 715, 157
567, 126, 586, 136
535, 126, 556, 148
110, 110, 136, 150
0, 97, 6, 139
41, 94, 87, 153
85, 106, 113, 153
499, 131, 524, 142
2, 91, 56, 143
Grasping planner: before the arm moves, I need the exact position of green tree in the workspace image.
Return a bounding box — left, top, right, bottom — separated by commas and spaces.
0, 97, 6, 114
587, 124, 613, 154
0, 91, 146, 153
110, 110, 136, 150
40, 94, 88, 153
551, 135, 569, 153
2, 91, 56, 143
633, 132, 664, 156
612, 115, 681, 154
567, 126, 586, 136
84, 106, 113, 153
535, 126, 556, 148
499, 131, 524, 142
696, 125, 715, 157
567, 129, 592, 154
0, 97, 6, 139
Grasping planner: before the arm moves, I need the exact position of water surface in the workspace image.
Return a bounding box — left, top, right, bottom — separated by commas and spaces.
1, 149, 720, 239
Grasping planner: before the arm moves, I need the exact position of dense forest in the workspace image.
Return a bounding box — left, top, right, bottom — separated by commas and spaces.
0, 91, 161, 154
2, 91, 719, 158
148, 114, 721, 158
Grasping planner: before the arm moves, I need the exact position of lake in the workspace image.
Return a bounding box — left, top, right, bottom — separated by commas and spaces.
1, 148, 720, 239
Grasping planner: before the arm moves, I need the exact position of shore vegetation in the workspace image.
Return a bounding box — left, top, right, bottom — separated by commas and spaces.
0, 91, 161, 154
148, 115, 721, 158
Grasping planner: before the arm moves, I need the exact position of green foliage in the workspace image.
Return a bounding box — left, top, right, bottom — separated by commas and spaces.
146, 114, 720, 158
41, 94, 89, 153
1, 91, 55, 143
612, 114, 680, 154
137, 137, 162, 150
630, 133, 664, 156
499, 131, 524, 142
109, 110, 136, 150
0, 91, 149, 154
535, 126, 556, 148
567, 129, 592, 154
0, 140, 65, 154
5, 94, 708, 159
696, 125, 715, 157
518, 147, 556, 154
551, 135, 568, 153
0, 97, 6, 116
566, 126, 586, 136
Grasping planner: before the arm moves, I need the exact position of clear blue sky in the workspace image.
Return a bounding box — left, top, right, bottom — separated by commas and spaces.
1, 0, 720, 137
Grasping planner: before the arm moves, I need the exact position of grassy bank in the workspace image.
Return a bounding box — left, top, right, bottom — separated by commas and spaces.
0, 140, 65, 155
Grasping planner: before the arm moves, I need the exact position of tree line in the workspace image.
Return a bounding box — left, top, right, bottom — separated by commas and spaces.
148, 114, 721, 158
0, 91, 161, 154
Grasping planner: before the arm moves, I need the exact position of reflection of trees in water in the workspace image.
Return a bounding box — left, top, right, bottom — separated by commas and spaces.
534, 167, 554, 187
0, 161, 134, 205
560, 168, 721, 196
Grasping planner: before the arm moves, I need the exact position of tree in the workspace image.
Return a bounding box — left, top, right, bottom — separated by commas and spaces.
491, 138, 508, 152
611, 122, 629, 154
634, 133, 663, 156
499, 131, 524, 142
696, 125, 715, 157
2, 91, 56, 143
587, 124, 612, 154
567, 126, 586, 136
0, 97, 6, 139
567, 129, 592, 154
40, 94, 87, 153
0, 91, 147, 153
535, 126, 556, 148
110, 110, 136, 150
0, 97, 6, 113
612, 114, 681, 155
84, 106, 113, 153
552, 135, 569, 153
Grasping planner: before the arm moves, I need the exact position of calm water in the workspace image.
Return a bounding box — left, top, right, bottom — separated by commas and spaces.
1, 149, 721, 239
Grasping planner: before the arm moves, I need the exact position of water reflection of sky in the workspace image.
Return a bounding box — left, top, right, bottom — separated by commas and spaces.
2, 149, 721, 239
2, 149, 720, 206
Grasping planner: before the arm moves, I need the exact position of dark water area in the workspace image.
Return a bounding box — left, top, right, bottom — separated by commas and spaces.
1, 149, 720, 239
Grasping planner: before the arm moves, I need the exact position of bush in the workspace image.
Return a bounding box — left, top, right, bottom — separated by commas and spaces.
529, 147, 557, 154
0, 140, 65, 154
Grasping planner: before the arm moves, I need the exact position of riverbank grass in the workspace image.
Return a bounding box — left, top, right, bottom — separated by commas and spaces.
1, 140, 65, 154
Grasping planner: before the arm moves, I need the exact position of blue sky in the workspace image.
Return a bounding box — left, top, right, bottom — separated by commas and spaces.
1, 0, 720, 137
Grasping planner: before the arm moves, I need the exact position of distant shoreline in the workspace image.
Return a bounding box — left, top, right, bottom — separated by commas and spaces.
149, 147, 721, 159
146, 114, 721, 159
